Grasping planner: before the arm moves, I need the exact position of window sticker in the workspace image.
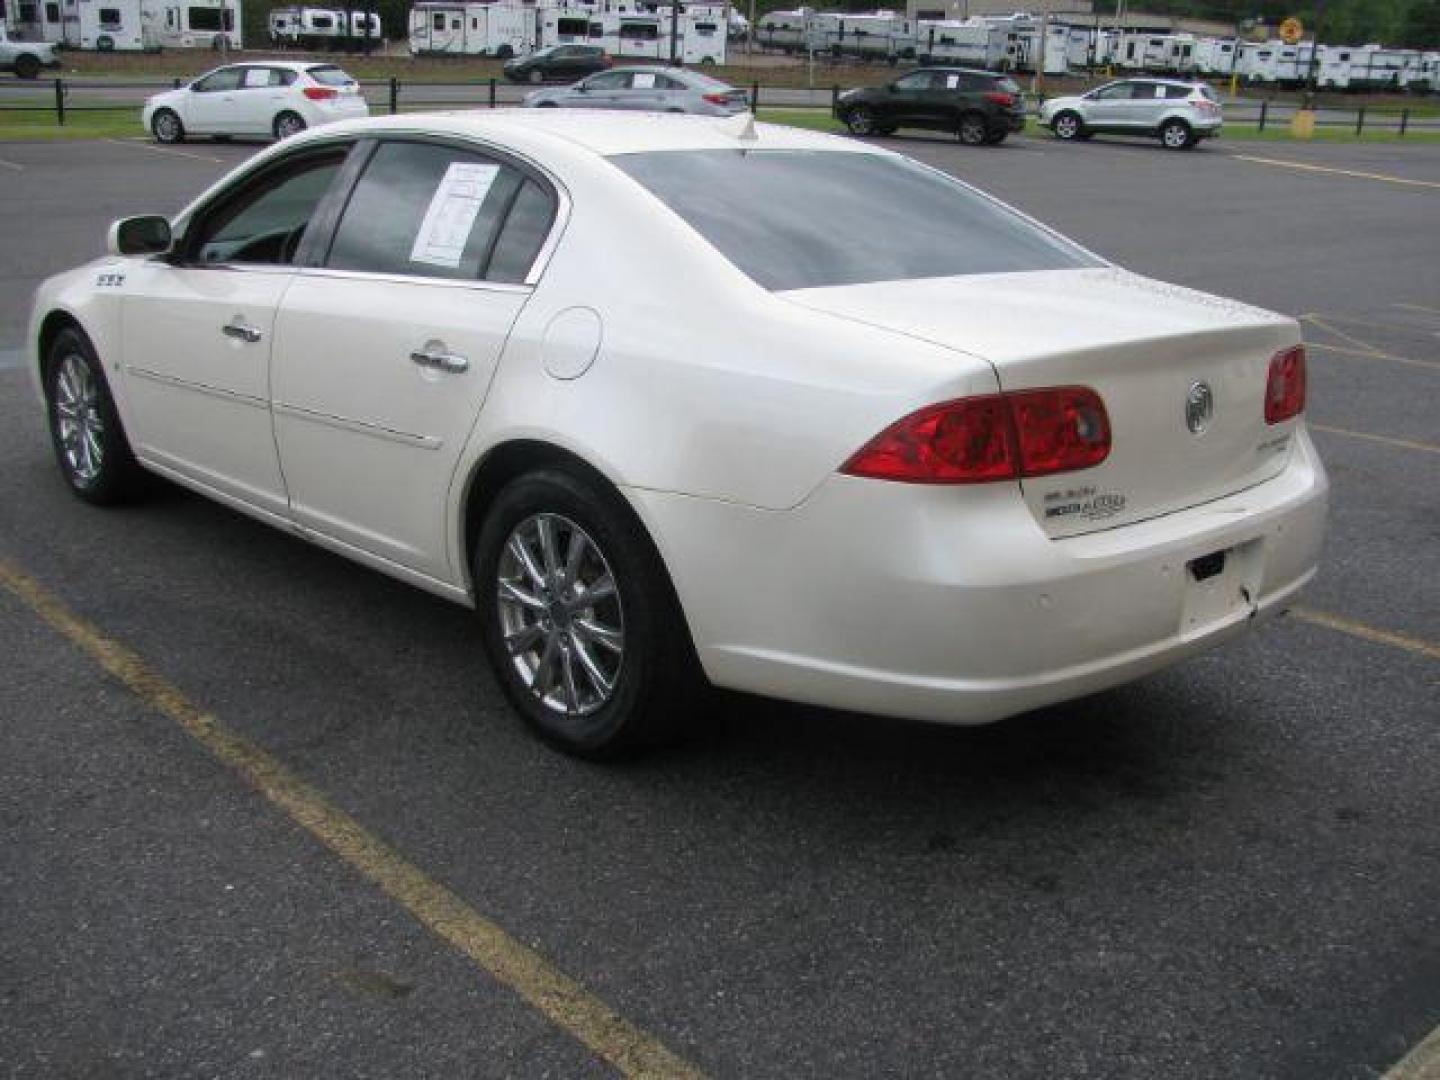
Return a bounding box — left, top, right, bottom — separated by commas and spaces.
243, 68, 270, 88
409, 162, 500, 269
632, 72, 657, 89
945, 74, 960, 88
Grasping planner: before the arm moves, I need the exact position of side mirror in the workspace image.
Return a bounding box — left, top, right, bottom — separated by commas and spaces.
107, 215, 172, 256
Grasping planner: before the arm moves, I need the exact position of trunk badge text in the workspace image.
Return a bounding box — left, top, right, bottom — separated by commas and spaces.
1186, 381, 1215, 435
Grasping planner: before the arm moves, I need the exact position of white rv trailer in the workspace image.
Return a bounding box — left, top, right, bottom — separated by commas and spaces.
807, 12, 915, 62
1115, 32, 1175, 71
8, 0, 66, 42
75, 0, 148, 48
142, 0, 241, 48
914, 19, 997, 66
409, 0, 536, 56
755, 8, 810, 53
582, 9, 723, 64
1192, 36, 1237, 76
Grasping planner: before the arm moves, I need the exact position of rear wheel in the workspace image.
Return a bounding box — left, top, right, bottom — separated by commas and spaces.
44, 327, 146, 505
1051, 110, 1083, 140
844, 105, 877, 136
273, 110, 306, 140
984, 130, 1008, 145
1160, 118, 1194, 150
957, 111, 988, 146
151, 108, 184, 143
474, 469, 700, 758
14, 54, 41, 80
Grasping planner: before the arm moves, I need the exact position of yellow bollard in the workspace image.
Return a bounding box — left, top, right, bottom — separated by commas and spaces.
1290, 108, 1316, 138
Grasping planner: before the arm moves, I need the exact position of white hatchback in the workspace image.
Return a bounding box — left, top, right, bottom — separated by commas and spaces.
142, 61, 369, 144
27, 111, 1326, 757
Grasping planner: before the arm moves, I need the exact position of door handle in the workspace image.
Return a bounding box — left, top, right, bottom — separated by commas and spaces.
222, 319, 263, 343
410, 344, 469, 373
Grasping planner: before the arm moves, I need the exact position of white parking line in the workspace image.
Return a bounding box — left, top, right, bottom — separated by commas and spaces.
1310, 424, 1440, 456
102, 138, 224, 164
1384, 1020, 1440, 1079
0, 156, 24, 171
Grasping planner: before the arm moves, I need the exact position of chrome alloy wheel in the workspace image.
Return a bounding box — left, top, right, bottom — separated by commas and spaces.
54, 352, 104, 485
496, 513, 624, 717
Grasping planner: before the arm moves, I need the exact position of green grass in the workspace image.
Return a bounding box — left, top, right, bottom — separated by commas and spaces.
0, 108, 142, 140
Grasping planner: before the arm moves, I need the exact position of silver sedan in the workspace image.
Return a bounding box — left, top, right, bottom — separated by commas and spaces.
523, 66, 749, 115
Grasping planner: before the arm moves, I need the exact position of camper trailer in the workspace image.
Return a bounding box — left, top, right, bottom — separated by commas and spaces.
915, 19, 997, 66
808, 12, 915, 62
409, 0, 536, 56
143, 0, 241, 48
1192, 37, 1237, 76
755, 8, 810, 53
75, 0, 147, 48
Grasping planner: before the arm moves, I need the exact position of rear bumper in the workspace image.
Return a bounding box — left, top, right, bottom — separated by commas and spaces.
630, 427, 1328, 725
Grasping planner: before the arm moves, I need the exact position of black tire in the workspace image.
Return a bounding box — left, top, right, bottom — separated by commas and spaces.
844, 104, 877, 136
473, 468, 701, 758
151, 107, 184, 143
44, 326, 146, 506
495, 43, 514, 60
1160, 118, 1194, 150
273, 110, 306, 140
15, 53, 41, 80
984, 130, 1008, 145
1051, 110, 1083, 140
529, 69, 544, 84
536, 101, 559, 108
957, 111, 988, 146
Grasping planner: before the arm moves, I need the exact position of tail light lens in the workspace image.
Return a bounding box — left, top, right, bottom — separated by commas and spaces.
842, 388, 1110, 484
303, 86, 338, 101
1264, 345, 1306, 424
984, 91, 1016, 107
702, 92, 731, 105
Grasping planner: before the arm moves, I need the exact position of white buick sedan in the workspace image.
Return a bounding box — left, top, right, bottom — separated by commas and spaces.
28, 111, 1326, 756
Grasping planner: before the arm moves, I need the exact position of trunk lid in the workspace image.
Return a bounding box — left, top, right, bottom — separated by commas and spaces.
782, 267, 1303, 537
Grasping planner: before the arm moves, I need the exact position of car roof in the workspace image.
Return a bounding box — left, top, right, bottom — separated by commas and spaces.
1117, 76, 1207, 87
219, 60, 332, 72
297, 108, 873, 159
914, 66, 1004, 76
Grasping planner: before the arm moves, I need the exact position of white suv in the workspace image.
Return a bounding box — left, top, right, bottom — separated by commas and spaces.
1039, 79, 1222, 150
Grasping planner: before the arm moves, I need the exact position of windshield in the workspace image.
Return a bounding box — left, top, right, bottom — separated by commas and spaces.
613, 149, 1100, 291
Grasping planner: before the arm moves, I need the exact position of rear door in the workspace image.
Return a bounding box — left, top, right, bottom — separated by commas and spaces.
270, 137, 560, 581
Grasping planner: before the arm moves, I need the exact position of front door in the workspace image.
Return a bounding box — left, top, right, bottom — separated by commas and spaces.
184, 65, 245, 133
120, 144, 352, 515
271, 138, 560, 581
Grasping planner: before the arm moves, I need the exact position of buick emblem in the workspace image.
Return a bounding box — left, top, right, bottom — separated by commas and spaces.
1185, 381, 1214, 434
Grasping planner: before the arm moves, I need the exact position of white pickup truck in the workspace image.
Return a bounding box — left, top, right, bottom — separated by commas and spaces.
0, 26, 61, 80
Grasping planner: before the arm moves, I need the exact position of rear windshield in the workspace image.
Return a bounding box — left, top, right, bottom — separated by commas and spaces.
306, 65, 353, 86
613, 149, 1099, 291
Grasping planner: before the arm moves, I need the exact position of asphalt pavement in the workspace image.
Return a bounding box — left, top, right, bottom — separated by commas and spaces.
0, 131, 1437, 1079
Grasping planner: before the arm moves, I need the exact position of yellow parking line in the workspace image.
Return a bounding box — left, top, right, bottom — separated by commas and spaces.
1305, 341, 1440, 373
1385, 1020, 1440, 1079
1292, 607, 1440, 663
1310, 424, 1440, 456
1231, 154, 1440, 190
0, 556, 704, 1080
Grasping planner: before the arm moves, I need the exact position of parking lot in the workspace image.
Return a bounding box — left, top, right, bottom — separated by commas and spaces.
1, 130, 1437, 1078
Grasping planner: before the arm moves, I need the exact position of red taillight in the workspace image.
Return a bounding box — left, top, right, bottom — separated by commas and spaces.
984, 91, 1016, 107
1264, 345, 1306, 424
702, 92, 730, 105
303, 85, 338, 101
841, 387, 1110, 485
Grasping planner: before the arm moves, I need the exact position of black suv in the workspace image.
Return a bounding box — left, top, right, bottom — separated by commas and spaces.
503, 44, 612, 85
835, 68, 1026, 145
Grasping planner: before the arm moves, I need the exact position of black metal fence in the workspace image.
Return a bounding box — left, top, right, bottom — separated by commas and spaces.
1, 77, 1436, 137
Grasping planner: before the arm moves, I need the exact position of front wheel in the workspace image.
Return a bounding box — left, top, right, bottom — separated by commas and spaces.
474, 469, 700, 758
1160, 118, 1194, 150
1051, 110, 1083, 140
14, 54, 41, 80
45, 327, 146, 505
529, 69, 544, 84
151, 108, 184, 144
273, 111, 306, 140
844, 105, 877, 136
957, 111, 988, 146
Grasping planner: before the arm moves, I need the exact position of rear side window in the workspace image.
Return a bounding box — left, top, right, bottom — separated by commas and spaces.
614, 149, 1099, 291
486, 179, 558, 284
326, 141, 554, 283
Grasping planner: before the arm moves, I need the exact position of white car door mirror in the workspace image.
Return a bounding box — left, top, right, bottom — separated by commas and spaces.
108, 215, 172, 256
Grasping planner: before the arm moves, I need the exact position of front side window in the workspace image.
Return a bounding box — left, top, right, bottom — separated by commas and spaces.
190, 150, 347, 265
325, 141, 555, 283
192, 67, 242, 92
613, 149, 1099, 291
583, 70, 629, 90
